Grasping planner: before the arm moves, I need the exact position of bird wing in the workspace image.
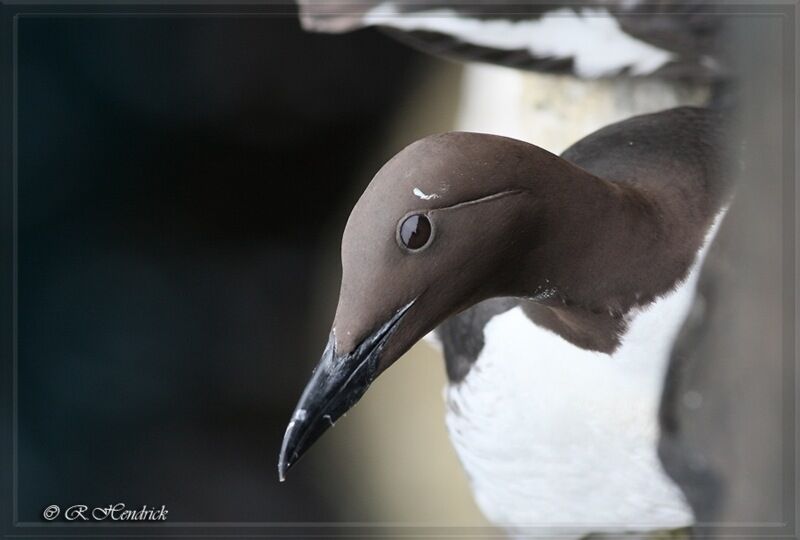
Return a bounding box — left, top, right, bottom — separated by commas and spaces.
295, 1, 726, 80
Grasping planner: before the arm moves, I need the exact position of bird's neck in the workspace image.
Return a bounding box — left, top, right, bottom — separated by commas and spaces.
505, 157, 691, 353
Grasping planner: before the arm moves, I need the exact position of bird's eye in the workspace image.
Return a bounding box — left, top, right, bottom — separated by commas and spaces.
398, 214, 432, 251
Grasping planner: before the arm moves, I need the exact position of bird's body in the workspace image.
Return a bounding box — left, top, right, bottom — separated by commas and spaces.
434, 106, 730, 536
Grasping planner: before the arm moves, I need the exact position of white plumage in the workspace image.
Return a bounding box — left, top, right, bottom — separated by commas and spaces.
445, 212, 725, 538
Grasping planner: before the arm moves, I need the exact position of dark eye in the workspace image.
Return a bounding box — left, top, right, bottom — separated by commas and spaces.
398, 214, 432, 251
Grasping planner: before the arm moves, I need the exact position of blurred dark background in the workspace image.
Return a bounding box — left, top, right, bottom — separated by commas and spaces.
13, 11, 425, 523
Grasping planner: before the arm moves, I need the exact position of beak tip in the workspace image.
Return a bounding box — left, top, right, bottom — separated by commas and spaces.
277, 425, 296, 483
277, 460, 288, 482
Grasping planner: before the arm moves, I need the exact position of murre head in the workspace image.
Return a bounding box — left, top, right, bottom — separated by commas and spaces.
278, 132, 555, 479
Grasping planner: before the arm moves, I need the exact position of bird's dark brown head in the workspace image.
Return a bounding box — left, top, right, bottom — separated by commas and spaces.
278, 132, 553, 480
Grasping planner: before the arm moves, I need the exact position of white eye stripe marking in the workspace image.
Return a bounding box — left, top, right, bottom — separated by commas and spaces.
413, 187, 440, 200
436, 189, 527, 211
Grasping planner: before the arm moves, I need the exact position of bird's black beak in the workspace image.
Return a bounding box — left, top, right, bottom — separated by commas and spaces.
278, 300, 415, 481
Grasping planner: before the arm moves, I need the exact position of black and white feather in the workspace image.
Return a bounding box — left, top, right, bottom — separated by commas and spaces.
297, 1, 727, 80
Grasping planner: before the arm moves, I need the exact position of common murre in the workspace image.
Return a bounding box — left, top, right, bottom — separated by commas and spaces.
279, 106, 734, 538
